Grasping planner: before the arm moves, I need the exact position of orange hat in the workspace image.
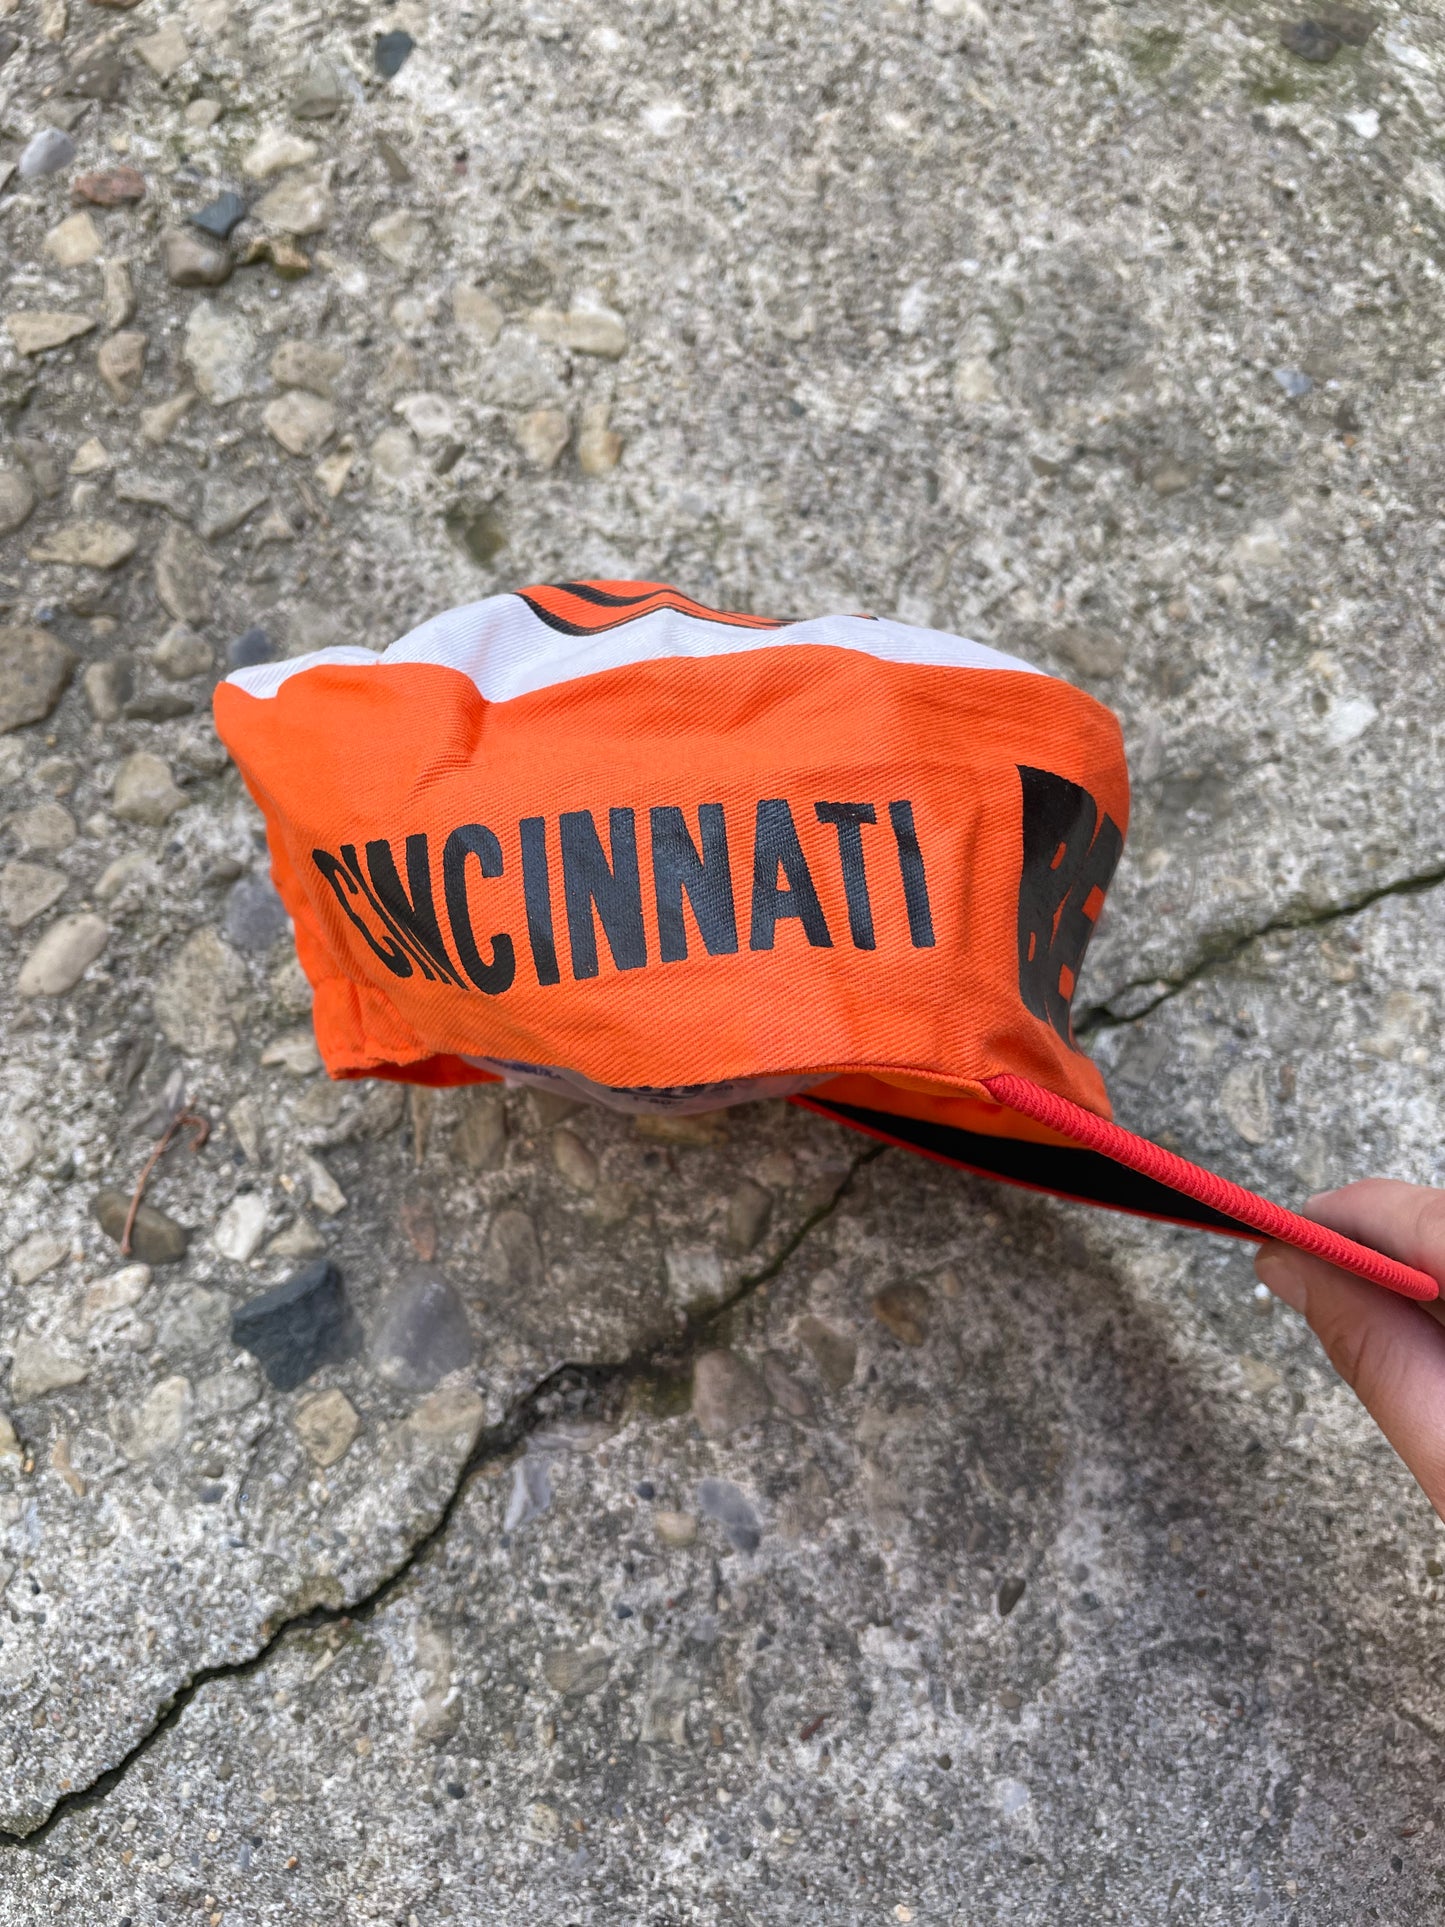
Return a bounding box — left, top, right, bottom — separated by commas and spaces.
214, 581, 1434, 1302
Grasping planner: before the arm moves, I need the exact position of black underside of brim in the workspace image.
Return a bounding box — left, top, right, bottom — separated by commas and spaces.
806, 1100, 1255, 1237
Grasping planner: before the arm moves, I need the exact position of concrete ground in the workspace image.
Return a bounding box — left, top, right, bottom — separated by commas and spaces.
1, 0, 1444, 1919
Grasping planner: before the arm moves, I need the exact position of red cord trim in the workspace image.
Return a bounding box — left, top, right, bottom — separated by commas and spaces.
984, 1074, 1438, 1303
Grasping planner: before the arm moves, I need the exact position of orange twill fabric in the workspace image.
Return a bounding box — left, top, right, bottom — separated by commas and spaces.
214, 582, 1125, 1118
213, 580, 1438, 1304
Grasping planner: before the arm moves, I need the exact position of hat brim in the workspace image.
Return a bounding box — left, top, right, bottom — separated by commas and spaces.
797, 1072, 1438, 1303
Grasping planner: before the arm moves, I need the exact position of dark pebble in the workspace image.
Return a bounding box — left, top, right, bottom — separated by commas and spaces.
614, 1603, 633, 1619
189, 191, 248, 241
223, 871, 290, 952
446, 1782, 466, 1799
697, 1477, 762, 1554
1279, 19, 1340, 60
374, 29, 415, 76
198, 1483, 225, 1503
634, 1480, 655, 1500
230, 1260, 358, 1391
227, 626, 274, 670
66, 53, 126, 101
93, 1187, 191, 1266
1314, 0, 1376, 41
123, 691, 195, 721
997, 1576, 1027, 1617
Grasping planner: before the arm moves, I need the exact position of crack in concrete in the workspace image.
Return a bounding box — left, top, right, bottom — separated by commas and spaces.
0, 1140, 885, 1851
1076, 859, 1445, 1040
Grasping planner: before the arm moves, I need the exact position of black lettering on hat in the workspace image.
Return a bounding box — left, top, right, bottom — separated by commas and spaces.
887, 801, 936, 949
340, 843, 447, 982
365, 834, 463, 988
749, 799, 832, 951
519, 816, 561, 987
1016, 765, 1123, 1046
312, 847, 414, 978
650, 803, 738, 962
561, 807, 648, 979
442, 824, 517, 996
814, 802, 878, 950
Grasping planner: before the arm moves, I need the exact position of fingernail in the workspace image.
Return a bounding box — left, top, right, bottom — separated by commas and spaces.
1256, 1250, 1307, 1315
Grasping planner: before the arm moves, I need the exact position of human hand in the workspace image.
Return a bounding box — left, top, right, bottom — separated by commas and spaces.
1255, 1180, 1445, 1520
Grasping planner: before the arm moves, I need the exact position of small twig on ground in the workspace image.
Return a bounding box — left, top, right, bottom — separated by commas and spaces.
121, 1109, 210, 1256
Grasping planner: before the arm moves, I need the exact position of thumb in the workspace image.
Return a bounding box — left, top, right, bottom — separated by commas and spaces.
1256, 1230, 1445, 1519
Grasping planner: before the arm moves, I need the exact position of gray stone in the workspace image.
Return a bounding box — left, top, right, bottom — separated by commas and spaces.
17, 128, 76, 179
541, 1645, 611, 1697
154, 523, 215, 626
254, 176, 334, 237
153, 926, 247, 1054
453, 285, 503, 344
0, 628, 75, 735
227, 625, 274, 669
96, 331, 146, 403
188, 190, 247, 241
92, 1188, 190, 1266
1280, 18, 1340, 61
761, 1352, 813, 1419
102, 259, 135, 333
368, 209, 431, 269
551, 1125, 598, 1191
514, 407, 569, 470
526, 304, 629, 358
112, 751, 186, 826
269, 339, 346, 397
223, 871, 289, 950
230, 1259, 358, 1391
371, 1268, 471, 1390
113, 470, 191, 518
123, 690, 194, 723
374, 28, 414, 76
263, 390, 335, 457
691, 1349, 770, 1439
652, 1508, 698, 1548
82, 659, 131, 722
10, 1230, 66, 1286
294, 1387, 361, 1467
726, 1176, 772, 1251
502, 1455, 552, 1533
126, 1374, 193, 1459
487, 1207, 543, 1299
28, 520, 135, 568
161, 228, 232, 289
212, 1191, 270, 1263
793, 1313, 856, 1392
11, 801, 76, 854
17, 912, 108, 997
453, 1088, 506, 1170
870, 1281, 931, 1347
697, 1476, 763, 1553
182, 301, 260, 406
156, 1279, 232, 1356
196, 481, 268, 541
0, 467, 37, 536
243, 130, 318, 178
0, 860, 68, 929
290, 55, 345, 119
152, 622, 213, 681
9, 1336, 89, 1402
